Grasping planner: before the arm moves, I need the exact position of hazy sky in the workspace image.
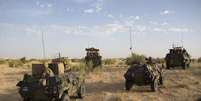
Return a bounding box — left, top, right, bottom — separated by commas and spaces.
0, 0, 201, 59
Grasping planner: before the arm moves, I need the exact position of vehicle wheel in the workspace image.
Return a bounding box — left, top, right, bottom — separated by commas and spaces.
159, 75, 163, 85
61, 93, 70, 101
77, 84, 86, 98
182, 64, 186, 70
166, 63, 170, 69
23, 98, 31, 101
187, 64, 190, 68
125, 80, 133, 91
166, 66, 170, 69
151, 79, 158, 92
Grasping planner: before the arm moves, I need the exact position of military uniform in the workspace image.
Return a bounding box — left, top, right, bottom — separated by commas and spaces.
43, 63, 54, 77
40, 63, 54, 86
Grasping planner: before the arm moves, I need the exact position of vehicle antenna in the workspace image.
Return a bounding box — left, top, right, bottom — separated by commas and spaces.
129, 27, 133, 54
181, 33, 184, 48
41, 28, 46, 59
59, 52, 61, 58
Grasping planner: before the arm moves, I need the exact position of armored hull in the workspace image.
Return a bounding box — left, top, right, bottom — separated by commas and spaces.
17, 63, 85, 101
165, 47, 191, 69
124, 64, 163, 91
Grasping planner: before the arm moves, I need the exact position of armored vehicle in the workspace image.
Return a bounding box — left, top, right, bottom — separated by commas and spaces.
16, 63, 85, 101
85, 47, 102, 69
124, 63, 163, 91
165, 47, 191, 69
52, 57, 70, 71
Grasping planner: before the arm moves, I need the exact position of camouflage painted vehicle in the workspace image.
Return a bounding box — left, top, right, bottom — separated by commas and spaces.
85, 47, 102, 69
165, 47, 191, 69
52, 57, 70, 71
16, 63, 85, 101
124, 63, 163, 91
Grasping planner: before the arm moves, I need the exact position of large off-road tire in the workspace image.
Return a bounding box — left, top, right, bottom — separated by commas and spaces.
182, 63, 187, 70
187, 63, 190, 68
159, 75, 163, 85
151, 79, 158, 92
23, 98, 31, 101
166, 63, 170, 69
61, 93, 70, 101
166, 66, 170, 69
77, 84, 86, 98
125, 80, 133, 91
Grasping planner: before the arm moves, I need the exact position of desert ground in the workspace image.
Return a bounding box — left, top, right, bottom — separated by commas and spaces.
0, 63, 201, 101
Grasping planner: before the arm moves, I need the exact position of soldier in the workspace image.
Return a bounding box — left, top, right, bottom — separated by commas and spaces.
43, 62, 54, 77
40, 62, 54, 86
146, 57, 155, 65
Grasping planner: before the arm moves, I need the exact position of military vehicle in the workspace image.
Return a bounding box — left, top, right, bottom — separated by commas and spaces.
16, 63, 85, 101
85, 47, 102, 69
165, 46, 191, 69
124, 61, 163, 91
52, 56, 70, 71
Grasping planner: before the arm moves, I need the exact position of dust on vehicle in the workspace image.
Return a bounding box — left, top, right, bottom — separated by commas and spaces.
165, 46, 191, 69
85, 47, 102, 69
124, 57, 163, 92
16, 61, 85, 101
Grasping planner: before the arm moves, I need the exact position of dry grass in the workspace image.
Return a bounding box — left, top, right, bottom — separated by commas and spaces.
0, 64, 31, 101
0, 62, 201, 101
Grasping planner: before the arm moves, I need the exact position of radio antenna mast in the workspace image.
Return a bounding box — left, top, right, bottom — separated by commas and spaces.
129, 27, 133, 54
59, 52, 61, 58
41, 29, 46, 59
181, 33, 184, 48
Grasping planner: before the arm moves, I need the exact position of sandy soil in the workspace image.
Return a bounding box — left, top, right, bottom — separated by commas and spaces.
0, 63, 201, 101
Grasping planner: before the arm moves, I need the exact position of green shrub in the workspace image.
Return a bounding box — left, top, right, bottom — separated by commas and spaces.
71, 58, 84, 62
103, 59, 116, 65
86, 60, 94, 72
117, 61, 124, 65
28, 58, 39, 62
78, 63, 87, 76
0, 59, 7, 65
70, 64, 82, 71
126, 53, 146, 65
8, 60, 24, 68
155, 58, 165, 63
191, 58, 196, 63
20, 57, 26, 63
198, 57, 201, 63
69, 62, 87, 76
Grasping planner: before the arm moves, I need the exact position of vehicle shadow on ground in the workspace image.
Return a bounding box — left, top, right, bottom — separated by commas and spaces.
86, 81, 161, 94
197, 97, 201, 101
0, 88, 21, 101
129, 87, 154, 93
86, 81, 124, 94
127, 85, 167, 93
